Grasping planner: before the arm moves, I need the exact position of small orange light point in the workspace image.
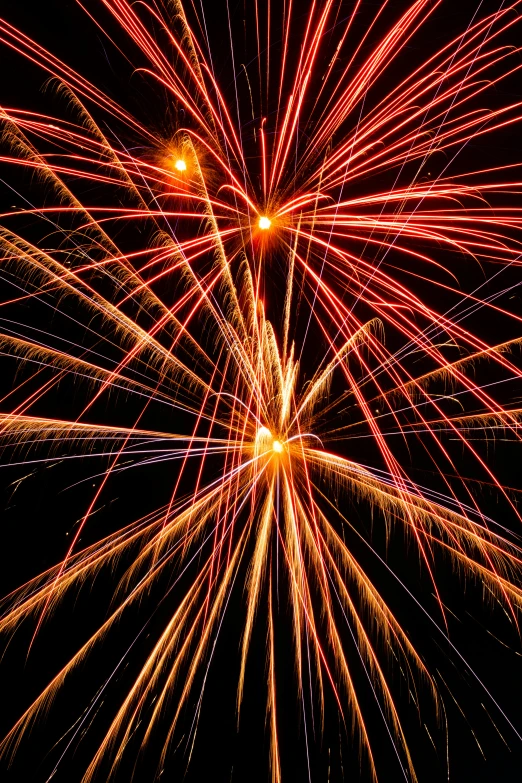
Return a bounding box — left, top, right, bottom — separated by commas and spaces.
174, 159, 187, 172
272, 440, 283, 453
258, 216, 271, 230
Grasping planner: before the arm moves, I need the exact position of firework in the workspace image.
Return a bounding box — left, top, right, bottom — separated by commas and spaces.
1, 1, 522, 780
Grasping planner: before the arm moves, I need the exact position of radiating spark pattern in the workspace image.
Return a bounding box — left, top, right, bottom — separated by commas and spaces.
0, 0, 522, 780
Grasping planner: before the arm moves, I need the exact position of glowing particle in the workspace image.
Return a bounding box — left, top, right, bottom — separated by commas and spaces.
174, 159, 187, 172
272, 440, 283, 453
258, 216, 271, 230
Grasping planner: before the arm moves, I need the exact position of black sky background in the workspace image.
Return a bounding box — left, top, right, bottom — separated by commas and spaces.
0, 1, 522, 782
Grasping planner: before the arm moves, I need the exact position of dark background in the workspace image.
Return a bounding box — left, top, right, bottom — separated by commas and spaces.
0, 1, 522, 782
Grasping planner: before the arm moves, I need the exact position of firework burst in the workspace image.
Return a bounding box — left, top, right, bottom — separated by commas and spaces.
1, 0, 522, 780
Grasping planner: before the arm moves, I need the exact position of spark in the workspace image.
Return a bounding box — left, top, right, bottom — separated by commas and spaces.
258, 215, 272, 230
